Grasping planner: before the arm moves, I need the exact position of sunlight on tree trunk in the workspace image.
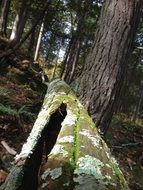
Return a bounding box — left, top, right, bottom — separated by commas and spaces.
34, 17, 45, 61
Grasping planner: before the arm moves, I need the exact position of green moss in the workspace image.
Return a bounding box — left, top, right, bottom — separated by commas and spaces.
111, 162, 129, 190
71, 105, 81, 169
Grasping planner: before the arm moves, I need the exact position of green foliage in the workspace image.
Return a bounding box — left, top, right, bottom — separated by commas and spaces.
0, 103, 16, 115
18, 105, 36, 122
0, 87, 9, 97
0, 103, 36, 122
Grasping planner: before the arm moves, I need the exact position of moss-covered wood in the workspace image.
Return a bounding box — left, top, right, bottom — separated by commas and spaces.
0, 79, 129, 190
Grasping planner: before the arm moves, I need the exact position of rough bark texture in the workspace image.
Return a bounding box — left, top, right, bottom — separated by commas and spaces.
77, 0, 141, 133
0, 79, 129, 190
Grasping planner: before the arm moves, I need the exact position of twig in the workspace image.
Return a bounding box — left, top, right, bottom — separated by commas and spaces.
1, 141, 17, 155
112, 142, 142, 149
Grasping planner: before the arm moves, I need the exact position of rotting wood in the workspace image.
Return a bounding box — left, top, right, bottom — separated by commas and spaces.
0, 79, 129, 190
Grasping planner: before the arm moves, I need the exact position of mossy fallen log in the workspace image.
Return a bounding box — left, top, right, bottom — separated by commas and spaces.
0, 79, 129, 190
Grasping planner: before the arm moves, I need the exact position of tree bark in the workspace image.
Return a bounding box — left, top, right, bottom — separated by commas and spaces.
64, 0, 93, 84
77, 0, 141, 133
0, 0, 11, 36
0, 79, 129, 190
28, 24, 36, 55
64, 33, 81, 84
60, 38, 73, 79
9, 0, 32, 47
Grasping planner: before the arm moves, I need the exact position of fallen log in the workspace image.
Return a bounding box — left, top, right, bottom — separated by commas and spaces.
0, 79, 129, 190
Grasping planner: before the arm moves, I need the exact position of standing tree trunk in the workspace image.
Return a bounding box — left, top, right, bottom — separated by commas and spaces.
9, 0, 32, 47
28, 24, 36, 56
64, 0, 93, 84
77, 0, 141, 134
132, 81, 143, 122
34, 19, 45, 62
0, 0, 11, 36
64, 33, 81, 84
60, 38, 73, 79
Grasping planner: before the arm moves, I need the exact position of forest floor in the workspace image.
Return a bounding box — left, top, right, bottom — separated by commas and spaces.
0, 71, 143, 189
106, 117, 143, 190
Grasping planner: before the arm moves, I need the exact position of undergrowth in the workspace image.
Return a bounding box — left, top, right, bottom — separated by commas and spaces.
0, 87, 9, 97
0, 103, 36, 122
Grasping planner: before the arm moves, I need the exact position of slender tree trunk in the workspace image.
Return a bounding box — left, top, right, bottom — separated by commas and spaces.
64, 35, 81, 84
132, 81, 143, 122
52, 57, 58, 79
63, 15, 84, 84
9, 0, 32, 47
77, 0, 141, 134
60, 38, 73, 79
28, 24, 36, 55
34, 20, 45, 62
0, 0, 11, 36
64, 0, 93, 84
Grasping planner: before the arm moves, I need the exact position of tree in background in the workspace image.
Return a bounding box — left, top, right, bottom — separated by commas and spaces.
0, 0, 11, 36
64, 0, 93, 84
9, 0, 33, 47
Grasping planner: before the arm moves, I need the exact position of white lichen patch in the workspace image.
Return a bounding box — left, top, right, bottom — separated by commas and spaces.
49, 144, 68, 157
105, 175, 112, 180
41, 167, 62, 180
61, 110, 76, 126
106, 151, 119, 168
58, 136, 74, 143
74, 155, 104, 179
79, 129, 100, 147
73, 155, 109, 190
106, 164, 111, 168
15, 114, 50, 161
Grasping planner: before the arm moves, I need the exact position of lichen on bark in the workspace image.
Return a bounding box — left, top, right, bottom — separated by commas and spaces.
0, 79, 129, 190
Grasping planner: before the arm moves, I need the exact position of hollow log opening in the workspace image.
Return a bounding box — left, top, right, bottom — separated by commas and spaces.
43, 103, 67, 157
20, 103, 67, 190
